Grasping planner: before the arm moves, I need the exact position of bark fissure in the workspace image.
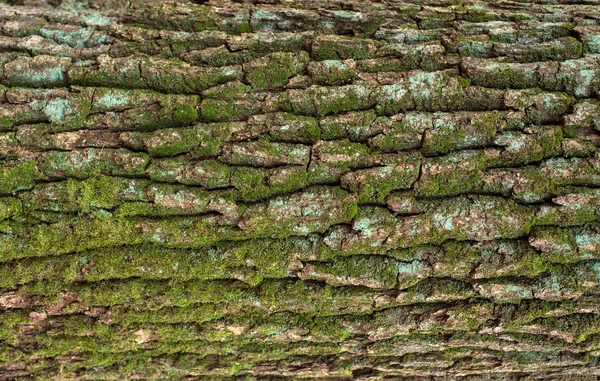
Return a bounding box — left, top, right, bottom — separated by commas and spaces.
1, 0, 600, 379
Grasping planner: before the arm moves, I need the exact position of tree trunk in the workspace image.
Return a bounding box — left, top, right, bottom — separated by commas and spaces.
1, 0, 600, 379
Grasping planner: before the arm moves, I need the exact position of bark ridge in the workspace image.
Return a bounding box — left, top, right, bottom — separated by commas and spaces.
1, 0, 600, 379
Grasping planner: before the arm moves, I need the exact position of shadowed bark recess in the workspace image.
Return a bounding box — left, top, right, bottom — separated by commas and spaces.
1, 0, 600, 379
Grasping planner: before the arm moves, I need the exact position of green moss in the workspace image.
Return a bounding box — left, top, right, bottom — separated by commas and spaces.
146, 158, 231, 188
223, 238, 309, 284
346, 203, 358, 220
438, 240, 549, 280
245, 54, 291, 89
171, 101, 199, 125
518, 37, 582, 62
314, 84, 375, 116
202, 81, 251, 99
319, 110, 378, 142
337, 206, 397, 254
80, 244, 244, 283
462, 9, 496, 22
0, 160, 43, 195
15, 124, 52, 149
3, 3, 600, 374
74, 55, 238, 94
523, 22, 574, 42
196, 122, 232, 157
483, 64, 533, 89
0, 197, 22, 221
342, 154, 421, 204
69, 58, 143, 89
67, 175, 121, 212
0, 114, 14, 131
148, 62, 240, 94
112, 303, 228, 327
131, 3, 218, 32
456, 75, 472, 89
308, 139, 373, 183
258, 279, 378, 315
268, 166, 310, 197
530, 226, 579, 262
245, 52, 308, 90
217, 12, 252, 35
540, 126, 564, 157
454, 36, 493, 58
136, 120, 228, 158
307, 255, 399, 289
246, 31, 315, 56
198, 99, 223, 120
200, 99, 260, 122
143, 127, 202, 157
374, 82, 414, 115
267, 113, 321, 144
240, 186, 357, 238
230, 167, 270, 202
85, 90, 200, 131
220, 140, 309, 167
422, 111, 501, 156
311, 36, 376, 61
0, 214, 144, 261
415, 150, 493, 197
496, 125, 563, 166
309, 60, 357, 85
22, 178, 147, 215
195, 46, 241, 67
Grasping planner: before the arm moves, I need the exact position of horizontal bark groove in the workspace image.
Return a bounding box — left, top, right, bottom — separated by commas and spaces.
0, 0, 600, 379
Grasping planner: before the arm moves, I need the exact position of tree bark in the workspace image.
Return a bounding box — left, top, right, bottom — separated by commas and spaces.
1, 0, 600, 379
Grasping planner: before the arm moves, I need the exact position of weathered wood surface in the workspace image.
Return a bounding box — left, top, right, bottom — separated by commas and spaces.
1, 0, 600, 379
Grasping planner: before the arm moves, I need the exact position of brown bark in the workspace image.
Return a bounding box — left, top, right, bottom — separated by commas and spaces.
1, 0, 600, 379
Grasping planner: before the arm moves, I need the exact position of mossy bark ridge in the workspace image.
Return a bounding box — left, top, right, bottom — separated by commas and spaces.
1, 0, 600, 379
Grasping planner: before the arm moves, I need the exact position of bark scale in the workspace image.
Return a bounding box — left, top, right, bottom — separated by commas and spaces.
1, 0, 600, 379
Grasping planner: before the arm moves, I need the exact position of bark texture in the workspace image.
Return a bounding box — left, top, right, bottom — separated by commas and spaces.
1, 0, 600, 379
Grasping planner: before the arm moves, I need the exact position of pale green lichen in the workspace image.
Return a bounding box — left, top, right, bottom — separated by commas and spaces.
0, 2, 599, 378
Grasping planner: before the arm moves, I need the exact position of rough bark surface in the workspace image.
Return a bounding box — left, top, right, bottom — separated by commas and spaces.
1, 0, 600, 379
